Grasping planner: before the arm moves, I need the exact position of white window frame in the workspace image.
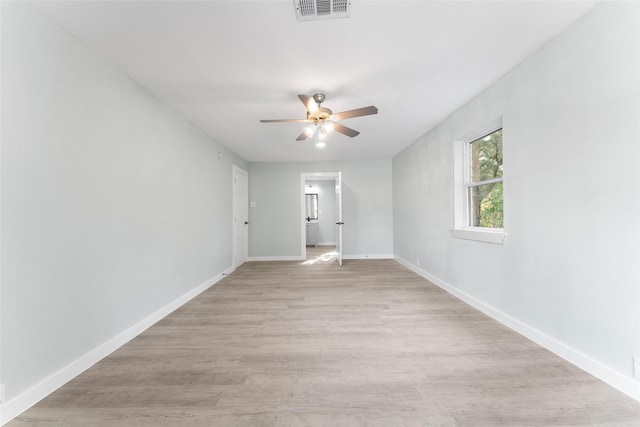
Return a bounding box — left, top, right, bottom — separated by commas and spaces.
452, 117, 506, 244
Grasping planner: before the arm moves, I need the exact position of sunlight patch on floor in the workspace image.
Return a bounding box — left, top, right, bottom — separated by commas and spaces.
301, 250, 338, 265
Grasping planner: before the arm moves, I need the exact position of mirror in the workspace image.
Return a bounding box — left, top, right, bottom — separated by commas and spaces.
305, 193, 318, 221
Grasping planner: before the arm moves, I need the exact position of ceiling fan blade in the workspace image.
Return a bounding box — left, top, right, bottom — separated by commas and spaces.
296, 130, 311, 141
298, 94, 317, 112
333, 106, 378, 120
260, 119, 310, 123
333, 122, 360, 138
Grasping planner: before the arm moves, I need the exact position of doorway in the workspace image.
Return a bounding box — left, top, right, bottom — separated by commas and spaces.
232, 166, 248, 268
300, 172, 343, 265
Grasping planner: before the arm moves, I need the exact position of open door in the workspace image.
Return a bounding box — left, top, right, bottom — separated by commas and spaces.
300, 171, 342, 263
232, 166, 248, 268
335, 171, 343, 266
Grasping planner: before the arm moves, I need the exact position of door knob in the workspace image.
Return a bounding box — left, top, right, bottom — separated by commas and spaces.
244, 221, 249, 225
336, 222, 344, 225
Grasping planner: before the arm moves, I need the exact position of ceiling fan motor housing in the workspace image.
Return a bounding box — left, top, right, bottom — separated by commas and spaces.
307, 107, 333, 122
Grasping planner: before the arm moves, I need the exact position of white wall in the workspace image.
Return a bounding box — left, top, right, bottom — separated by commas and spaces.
393, 2, 640, 398
305, 180, 336, 245
249, 160, 393, 259
1, 2, 247, 418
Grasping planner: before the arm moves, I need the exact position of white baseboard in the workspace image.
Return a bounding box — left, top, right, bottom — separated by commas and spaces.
247, 254, 394, 262
343, 254, 394, 260
247, 256, 304, 261
394, 256, 640, 402
317, 242, 336, 246
0, 267, 234, 426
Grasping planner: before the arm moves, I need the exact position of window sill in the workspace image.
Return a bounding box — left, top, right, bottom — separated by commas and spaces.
452, 228, 506, 245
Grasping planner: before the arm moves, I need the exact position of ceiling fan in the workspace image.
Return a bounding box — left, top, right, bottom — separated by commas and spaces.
260, 93, 378, 145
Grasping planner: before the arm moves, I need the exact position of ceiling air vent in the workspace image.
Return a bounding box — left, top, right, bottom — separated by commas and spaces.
294, 0, 351, 21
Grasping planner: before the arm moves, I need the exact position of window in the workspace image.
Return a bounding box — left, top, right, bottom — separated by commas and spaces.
453, 117, 506, 244
467, 128, 503, 228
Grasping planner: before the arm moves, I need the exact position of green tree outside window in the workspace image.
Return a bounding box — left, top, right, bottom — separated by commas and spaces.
469, 129, 503, 228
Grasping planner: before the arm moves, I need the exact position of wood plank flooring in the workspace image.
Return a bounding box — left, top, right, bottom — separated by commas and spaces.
9, 255, 640, 426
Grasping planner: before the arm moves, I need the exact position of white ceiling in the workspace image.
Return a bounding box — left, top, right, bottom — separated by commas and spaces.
34, 0, 597, 162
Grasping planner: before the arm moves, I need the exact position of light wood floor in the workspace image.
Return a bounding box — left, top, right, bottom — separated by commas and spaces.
9, 258, 640, 426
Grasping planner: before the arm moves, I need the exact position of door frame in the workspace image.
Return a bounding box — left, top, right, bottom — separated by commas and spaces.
300, 172, 340, 260
232, 165, 249, 269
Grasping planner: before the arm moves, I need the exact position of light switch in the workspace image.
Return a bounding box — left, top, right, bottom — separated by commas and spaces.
250, 202, 256, 208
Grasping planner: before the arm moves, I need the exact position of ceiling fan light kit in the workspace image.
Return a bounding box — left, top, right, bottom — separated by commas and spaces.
260, 92, 378, 148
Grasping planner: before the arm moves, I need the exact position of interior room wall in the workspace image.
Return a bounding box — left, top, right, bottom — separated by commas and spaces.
1, 2, 247, 417
305, 180, 336, 245
249, 160, 393, 259
392, 1, 640, 398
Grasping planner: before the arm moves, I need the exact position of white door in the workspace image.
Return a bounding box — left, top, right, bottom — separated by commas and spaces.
233, 166, 248, 268
335, 172, 343, 266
